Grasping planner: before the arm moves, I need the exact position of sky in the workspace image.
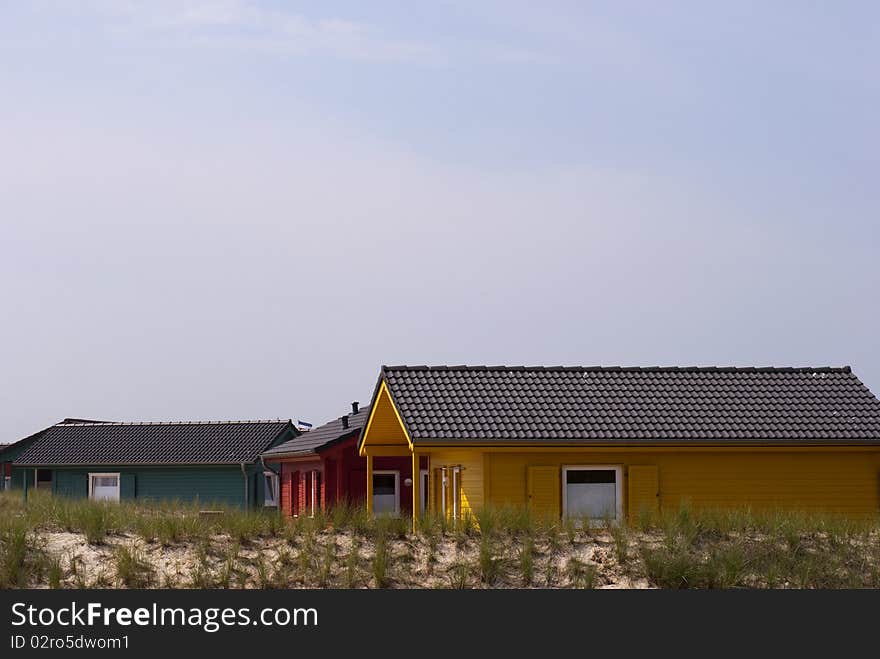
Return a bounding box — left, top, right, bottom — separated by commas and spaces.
1, 1, 878, 440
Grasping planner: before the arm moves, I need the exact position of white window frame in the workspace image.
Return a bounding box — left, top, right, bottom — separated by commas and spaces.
87, 472, 121, 502
263, 471, 279, 507
419, 468, 429, 514
561, 465, 623, 524
372, 470, 400, 515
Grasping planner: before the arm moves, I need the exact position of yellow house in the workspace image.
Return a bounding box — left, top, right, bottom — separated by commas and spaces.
359, 365, 880, 527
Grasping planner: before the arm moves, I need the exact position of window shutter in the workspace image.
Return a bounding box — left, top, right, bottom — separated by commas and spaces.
527, 466, 560, 520
627, 465, 659, 520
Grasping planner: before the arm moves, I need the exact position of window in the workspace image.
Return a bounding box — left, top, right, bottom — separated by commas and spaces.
88, 473, 120, 502
35, 469, 52, 491
263, 472, 279, 507
562, 465, 623, 523
434, 465, 462, 521
372, 471, 399, 515
435, 466, 462, 521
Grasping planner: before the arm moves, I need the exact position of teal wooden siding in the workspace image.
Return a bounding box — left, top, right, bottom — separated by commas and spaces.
12, 465, 267, 508
54, 470, 87, 498
11, 468, 34, 490
136, 467, 245, 506
120, 473, 136, 499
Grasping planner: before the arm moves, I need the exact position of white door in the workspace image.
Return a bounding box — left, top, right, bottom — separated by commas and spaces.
90, 474, 120, 501
372, 471, 399, 515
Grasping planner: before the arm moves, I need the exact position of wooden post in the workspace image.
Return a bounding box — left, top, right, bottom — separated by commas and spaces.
366, 454, 373, 515
411, 452, 420, 533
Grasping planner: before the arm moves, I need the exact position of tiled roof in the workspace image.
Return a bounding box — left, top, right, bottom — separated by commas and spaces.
263, 405, 370, 458
380, 366, 880, 443
13, 420, 293, 466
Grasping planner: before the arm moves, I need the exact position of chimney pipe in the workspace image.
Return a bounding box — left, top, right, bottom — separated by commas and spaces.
341, 415, 349, 429
352, 401, 359, 415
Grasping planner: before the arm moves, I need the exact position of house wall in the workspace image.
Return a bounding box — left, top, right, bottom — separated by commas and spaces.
320, 440, 365, 508
2, 436, 43, 490
423, 449, 485, 518
278, 459, 322, 517
10, 465, 266, 509
270, 438, 428, 516
471, 448, 880, 517
373, 455, 424, 514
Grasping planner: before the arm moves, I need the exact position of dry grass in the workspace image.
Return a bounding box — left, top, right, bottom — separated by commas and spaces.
3, 491, 880, 589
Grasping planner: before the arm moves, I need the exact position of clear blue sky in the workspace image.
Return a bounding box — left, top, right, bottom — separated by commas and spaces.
1, 1, 878, 440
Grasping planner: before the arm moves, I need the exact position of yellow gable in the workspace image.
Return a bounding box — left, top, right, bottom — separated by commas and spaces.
359, 381, 412, 456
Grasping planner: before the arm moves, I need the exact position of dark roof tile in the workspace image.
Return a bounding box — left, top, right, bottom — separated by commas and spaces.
14, 420, 292, 466
380, 365, 880, 443
262, 405, 371, 458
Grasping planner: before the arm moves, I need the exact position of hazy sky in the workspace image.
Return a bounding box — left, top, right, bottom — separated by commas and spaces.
1, 1, 878, 441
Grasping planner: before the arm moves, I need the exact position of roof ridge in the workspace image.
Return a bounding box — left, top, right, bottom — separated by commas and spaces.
55, 419, 293, 427
381, 365, 853, 374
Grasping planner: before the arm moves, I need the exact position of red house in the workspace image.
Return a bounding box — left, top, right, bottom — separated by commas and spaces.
263, 402, 428, 517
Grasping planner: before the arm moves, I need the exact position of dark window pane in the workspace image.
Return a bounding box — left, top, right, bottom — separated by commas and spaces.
373, 474, 396, 495
566, 469, 616, 484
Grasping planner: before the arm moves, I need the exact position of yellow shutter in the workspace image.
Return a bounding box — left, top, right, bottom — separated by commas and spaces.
527, 466, 560, 520
627, 465, 659, 520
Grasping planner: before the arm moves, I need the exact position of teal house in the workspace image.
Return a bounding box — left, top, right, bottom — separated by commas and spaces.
4, 419, 298, 508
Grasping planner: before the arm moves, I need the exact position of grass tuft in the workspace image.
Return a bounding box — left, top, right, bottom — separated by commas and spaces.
114, 544, 155, 588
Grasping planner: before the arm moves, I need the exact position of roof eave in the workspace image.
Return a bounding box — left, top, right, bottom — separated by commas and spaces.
410, 437, 880, 447
12, 460, 266, 468
261, 449, 318, 460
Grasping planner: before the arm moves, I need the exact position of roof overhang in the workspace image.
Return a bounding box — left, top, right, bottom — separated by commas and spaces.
12, 461, 265, 468
406, 438, 880, 450
261, 449, 318, 460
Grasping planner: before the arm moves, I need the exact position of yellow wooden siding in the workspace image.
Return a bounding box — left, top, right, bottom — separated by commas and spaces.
360, 382, 411, 453
486, 449, 880, 517
627, 465, 659, 518
425, 449, 484, 517
527, 466, 560, 518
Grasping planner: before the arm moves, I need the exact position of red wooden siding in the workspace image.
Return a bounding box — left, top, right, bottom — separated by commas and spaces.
269, 437, 428, 516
